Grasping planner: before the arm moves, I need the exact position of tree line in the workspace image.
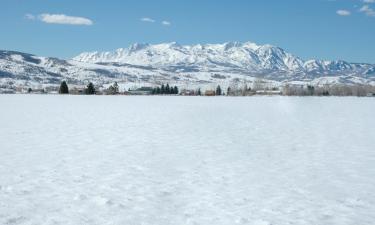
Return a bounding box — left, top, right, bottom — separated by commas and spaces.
58, 80, 375, 97
151, 84, 179, 95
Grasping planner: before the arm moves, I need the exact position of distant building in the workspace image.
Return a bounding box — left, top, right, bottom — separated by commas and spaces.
70, 87, 86, 95
180, 89, 195, 96
255, 90, 282, 95
30, 89, 46, 94
205, 90, 216, 96
0, 88, 15, 94
126, 87, 153, 95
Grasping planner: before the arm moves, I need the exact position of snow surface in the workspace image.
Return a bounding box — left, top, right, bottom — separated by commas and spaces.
1, 95, 375, 225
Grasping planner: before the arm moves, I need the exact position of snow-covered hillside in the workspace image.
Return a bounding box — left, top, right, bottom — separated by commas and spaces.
1, 42, 375, 90
73, 42, 375, 77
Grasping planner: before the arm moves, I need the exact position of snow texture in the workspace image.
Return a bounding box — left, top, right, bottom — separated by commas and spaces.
1, 95, 375, 225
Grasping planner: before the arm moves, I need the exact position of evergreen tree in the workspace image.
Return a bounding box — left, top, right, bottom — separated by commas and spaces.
216, 85, 222, 96
59, 81, 69, 94
85, 82, 96, 95
27, 88, 32, 93
106, 82, 119, 95
156, 87, 161, 94
307, 85, 315, 96
107, 85, 114, 94
113, 82, 119, 94
227, 87, 231, 96
173, 86, 178, 95
161, 84, 165, 94
166, 83, 170, 94
197, 88, 201, 96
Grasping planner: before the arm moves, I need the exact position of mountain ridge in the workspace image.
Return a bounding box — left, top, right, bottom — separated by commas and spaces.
72, 42, 375, 84
1, 41, 375, 91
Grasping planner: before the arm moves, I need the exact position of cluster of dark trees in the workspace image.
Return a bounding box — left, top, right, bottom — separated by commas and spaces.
106, 82, 119, 95
59, 81, 96, 95
151, 84, 179, 95
85, 82, 96, 95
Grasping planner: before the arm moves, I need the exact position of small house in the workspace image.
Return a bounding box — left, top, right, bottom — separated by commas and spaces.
205, 90, 216, 96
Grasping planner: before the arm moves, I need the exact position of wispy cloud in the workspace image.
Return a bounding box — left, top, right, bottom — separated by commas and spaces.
39, 14, 93, 25
359, 5, 375, 16
336, 10, 351, 16
140, 17, 155, 23
26, 13, 93, 25
363, 0, 375, 3
161, 20, 171, 26
140, 18, 172, 26
25, 14, 35, 20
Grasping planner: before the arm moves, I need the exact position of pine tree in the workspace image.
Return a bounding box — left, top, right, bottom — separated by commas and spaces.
173, 86, 178, 95
166, 83, 170, 94
106, 82, 119, 95
227, 87, 231, 96
216, 85, 222, 96
59, 81, 69, 94
307, 85, 315, 96
161, 84, 165, 94
197, 88, 201, 96
113, 82, 119, 94
156, 87, 161, 94
85, 82, 96, 95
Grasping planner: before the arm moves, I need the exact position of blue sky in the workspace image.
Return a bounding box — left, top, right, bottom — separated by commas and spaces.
1, 0, 374, 63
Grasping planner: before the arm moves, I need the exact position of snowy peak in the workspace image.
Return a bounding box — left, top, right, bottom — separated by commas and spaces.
128, 43, 150, 52
72, 41, 308, 72
73, 41, 372, 76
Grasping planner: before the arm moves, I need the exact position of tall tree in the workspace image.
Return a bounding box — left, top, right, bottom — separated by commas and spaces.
166, 83, 170, 94
161, 84, 165, 94
59, 81, 69, 94
216, 85, 222, 96
307, 85, 315, 96
113, 82, 119, 94
85, 82, 96, 95
173, 86, 178, 95
227, 87, 231, 96
197, 88, 201, 96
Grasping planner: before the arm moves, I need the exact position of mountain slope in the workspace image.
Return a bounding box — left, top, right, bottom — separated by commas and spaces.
1, 42, 375, 91
73, 42, 374, 76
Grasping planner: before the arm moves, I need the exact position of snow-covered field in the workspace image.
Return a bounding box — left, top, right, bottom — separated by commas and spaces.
1, 95, 375, 225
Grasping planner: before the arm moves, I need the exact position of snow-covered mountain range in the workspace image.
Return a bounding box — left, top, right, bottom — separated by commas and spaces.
1, 42, 375, 91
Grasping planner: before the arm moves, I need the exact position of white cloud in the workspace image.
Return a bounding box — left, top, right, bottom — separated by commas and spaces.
363, 0, 375, 3
141, 17, 155, 23
336, 10, 351, 16
38, 14, 93, 25
25, 14, 35, 20
161, 20, 171, 26
359, 5, 375, 16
